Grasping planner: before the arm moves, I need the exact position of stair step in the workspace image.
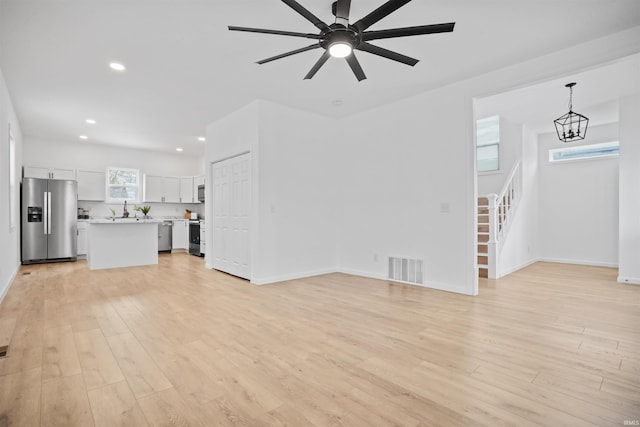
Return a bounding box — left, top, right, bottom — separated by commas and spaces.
479, 267, 488, 278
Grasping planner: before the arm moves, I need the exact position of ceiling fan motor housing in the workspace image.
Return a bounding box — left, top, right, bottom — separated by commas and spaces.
320, 24, 361, 50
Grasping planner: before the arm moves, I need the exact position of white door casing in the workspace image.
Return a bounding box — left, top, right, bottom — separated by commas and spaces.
212, 153, 250, 279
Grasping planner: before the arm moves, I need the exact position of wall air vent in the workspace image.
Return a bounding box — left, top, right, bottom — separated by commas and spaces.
388, 256, 424, 285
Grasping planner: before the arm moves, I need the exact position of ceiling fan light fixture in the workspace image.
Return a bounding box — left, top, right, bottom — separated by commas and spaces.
329, 42, 352, 58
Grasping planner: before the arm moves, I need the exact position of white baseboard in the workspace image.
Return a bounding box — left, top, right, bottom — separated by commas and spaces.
617, 276, 640, 285
0, 264, 20, 304
337, 268, 475, 295
498, 258, 539, 278
337, 267, 386, 281
538, 257, 618, 268
250, 266, 475, 295
250, 268, 337, 285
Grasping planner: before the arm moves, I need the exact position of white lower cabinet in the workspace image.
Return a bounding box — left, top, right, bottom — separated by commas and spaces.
200, 221, 205, 255
171, 219, 189, 250
77, 221, 88, 257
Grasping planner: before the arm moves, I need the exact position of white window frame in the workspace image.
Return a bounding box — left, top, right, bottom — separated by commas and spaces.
476, 115, 500, 173
548, 141, 620, 164
106, 166, 141, 203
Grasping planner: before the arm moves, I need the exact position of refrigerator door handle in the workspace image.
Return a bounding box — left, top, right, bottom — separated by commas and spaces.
47, 191, 52, 235
43, 191, 48, 235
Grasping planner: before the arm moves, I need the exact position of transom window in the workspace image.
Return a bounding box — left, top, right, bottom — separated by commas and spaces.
106, 167, 140, 203
477, 115, 500, 172
549, 141, 619, 163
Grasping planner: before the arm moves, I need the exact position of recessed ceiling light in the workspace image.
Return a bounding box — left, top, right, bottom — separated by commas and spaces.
198, 137, 206, 142
109, 62, 126, 71
79, 135, 89, 140
86, 118, 96, 124
176, 148, 183, 152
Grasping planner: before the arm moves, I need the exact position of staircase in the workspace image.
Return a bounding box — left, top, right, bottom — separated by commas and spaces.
477, 161, 522, 279
477, 197, 490, 278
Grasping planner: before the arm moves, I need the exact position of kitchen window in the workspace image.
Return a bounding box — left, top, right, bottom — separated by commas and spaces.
106, 166, 140, 203
477, 115, 500, 173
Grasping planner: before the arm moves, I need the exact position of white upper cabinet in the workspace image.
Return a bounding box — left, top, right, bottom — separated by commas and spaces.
24, 166, 75, 180
143, 174, 180, 203
180, 176, 194, 203
143, 175, 164, 203
77, 169, 105, 201
164, 176, 180, 203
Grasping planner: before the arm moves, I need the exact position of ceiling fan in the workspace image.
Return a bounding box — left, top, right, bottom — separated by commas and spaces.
229, 0, 455, 81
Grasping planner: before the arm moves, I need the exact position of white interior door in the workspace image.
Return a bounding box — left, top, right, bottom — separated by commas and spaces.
212, 153, 250, 279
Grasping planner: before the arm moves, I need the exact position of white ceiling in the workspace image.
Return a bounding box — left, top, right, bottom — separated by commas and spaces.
1, 0, 639, 155
476, 53, 640, 135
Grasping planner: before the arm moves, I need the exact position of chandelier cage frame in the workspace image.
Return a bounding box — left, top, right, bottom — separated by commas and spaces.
554, 82, 589, 143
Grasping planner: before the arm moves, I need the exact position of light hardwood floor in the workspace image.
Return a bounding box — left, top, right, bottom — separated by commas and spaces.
0, 255, 638, 426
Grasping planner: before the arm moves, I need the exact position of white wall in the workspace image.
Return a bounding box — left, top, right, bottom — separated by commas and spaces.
338, 83, 477, 295
497, 125, 539, 276
23, 137, 205, 218
0, 68, 23, 301
254, 102, 339, 283
538, 123, 619, 266
618, 93, 640, 284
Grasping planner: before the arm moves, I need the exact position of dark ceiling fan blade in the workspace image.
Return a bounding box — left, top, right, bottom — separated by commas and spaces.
334, 0, 352, 26
228, 26, 321, 40
345, 53, 367, 81
304, 51, 331, 79
362, 23, 455, 41
281, 0, 331, 31
356, 42, 418, 66
257, 44, 321, 64
353, 0, 412, 32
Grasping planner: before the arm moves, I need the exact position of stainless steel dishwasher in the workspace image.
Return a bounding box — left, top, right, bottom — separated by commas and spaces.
158, 221, 172, 253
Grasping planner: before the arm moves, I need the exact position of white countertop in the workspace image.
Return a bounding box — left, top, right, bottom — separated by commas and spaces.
88, 218, 165, 224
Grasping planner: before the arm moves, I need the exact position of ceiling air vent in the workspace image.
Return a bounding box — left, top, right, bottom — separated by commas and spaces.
388, 256, 424, 285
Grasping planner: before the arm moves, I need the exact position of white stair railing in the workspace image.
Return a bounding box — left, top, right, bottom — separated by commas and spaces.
484, 161, 522, 279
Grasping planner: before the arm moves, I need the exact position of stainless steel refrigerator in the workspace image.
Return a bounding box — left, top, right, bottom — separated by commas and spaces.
21, 177, 78, 264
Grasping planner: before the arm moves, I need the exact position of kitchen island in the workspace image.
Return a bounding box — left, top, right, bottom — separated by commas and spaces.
87, 218, 163, 270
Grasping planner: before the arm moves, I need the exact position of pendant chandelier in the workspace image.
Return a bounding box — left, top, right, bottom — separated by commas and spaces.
554, 82, 589, 143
